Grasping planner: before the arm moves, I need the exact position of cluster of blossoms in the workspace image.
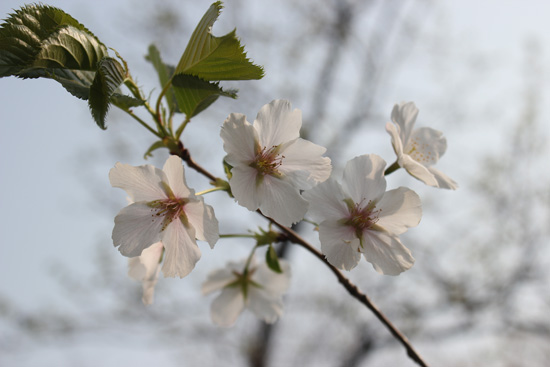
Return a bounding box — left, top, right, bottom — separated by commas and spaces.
110, 99, 456, 326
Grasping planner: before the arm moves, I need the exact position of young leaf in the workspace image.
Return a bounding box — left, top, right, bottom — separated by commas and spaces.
175, 1, 264, 81
172, 74, 236, 117
111, 94, 145, 110
143, 140, 167, 159
89, 57, 126, 129
266, 244, 283, 274
0, 5, 107, 79
145, 44, 178, 113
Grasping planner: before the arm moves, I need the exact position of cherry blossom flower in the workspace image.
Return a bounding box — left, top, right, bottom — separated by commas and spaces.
202, 256, 291, 327
110, 155, 219, 278
220, 99, 331, 226
128, 242, 163, 305
385, 102, 458, 189
303, 154, 422, 275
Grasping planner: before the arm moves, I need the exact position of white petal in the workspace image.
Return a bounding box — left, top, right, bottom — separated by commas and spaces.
254, 100, 301, 148
319, 220, 361, 271
162, 156, 193, 198
391, 102, 418, 145
210, 287, 245, 327
302, 178, 349, 223
361, 231, 415, 276
247, 288, 284, 324
253, 260, 291, 296
404, 127, 447, 166
185, 199, 219, 248
128, 242, 164, 281
109, 162, 167, 202
399, 154, 439, 187
376, 187, 422, 235
220, 113, 258, 166
343, 154, 387, 204
128, 257, 146, 281
279, 138, 332, 189
257, 175, 308, 226
229, 165, 262, 211
385, 121, 404, 157
128, 242, 163, 305
161, 220, 201, 278
140, 278, 159, 305
112, 203, 164, 257
427, 166, 458, 190
202, 267, 238, 295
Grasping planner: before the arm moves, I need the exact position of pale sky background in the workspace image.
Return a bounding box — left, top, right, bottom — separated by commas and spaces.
1, 0, 550, 366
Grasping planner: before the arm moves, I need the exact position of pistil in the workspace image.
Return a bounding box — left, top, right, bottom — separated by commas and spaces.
148, 197, 188, 231
251, 145, 284, 177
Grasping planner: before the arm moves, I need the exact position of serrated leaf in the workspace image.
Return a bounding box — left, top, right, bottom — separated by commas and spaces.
266, 245, 283, 274
0, 5, 107, 80
172, 73, 236, 118
37, 68, 95, 99
89, 57, 126, 129
175, 1, 263, 81
145, 44, 178, 113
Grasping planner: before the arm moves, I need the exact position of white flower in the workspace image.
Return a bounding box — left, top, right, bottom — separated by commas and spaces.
220, 99, 332, 226
128, 242, 163, 305
385, 102, 458, 189
110, 155, 219, 278
202, 256, 291, 327
303, 154, 422, 275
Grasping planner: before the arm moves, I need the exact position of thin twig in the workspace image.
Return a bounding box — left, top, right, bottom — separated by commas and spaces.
269, 218, 429, 367
172, 142, 218, 182
170, 147, 429, 367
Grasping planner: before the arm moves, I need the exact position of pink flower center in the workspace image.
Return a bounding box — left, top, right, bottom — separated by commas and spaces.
148, 197, 187, 231
251, 145, 284, 177
344, 199, 381, 238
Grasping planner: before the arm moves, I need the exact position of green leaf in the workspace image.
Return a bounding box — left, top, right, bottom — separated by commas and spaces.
172, 74, 236, 117
145, 44, 178, 113
38, 68, 95, 99
175, 2, 263, 81
266, 244, 283, 274
89, 57, 126, 129
0, 4, 108, 80
143, 140, 166, 159
110, 93, 145, 110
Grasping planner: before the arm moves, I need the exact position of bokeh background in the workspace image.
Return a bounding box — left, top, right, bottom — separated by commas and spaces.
1, 0, 549, 366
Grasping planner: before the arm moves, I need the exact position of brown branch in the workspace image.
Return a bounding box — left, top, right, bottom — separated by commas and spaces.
269, 219, 429, 367
170, 141, 218, 182
171, 145, 429, 367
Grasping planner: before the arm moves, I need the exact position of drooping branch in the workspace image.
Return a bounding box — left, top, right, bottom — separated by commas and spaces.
269, 218, 429, 367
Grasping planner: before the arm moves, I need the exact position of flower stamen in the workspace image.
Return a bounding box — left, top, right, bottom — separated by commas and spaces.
251, 145, 284, 177
343, 199, 382, 241
148, 197, 187, 231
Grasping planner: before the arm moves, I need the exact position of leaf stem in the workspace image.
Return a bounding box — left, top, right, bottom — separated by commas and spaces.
123, 77, 168, 137
243, 244, 259, 275
156, 79, 174, 126
123, 109, 162, 138
175, 117, 191, 140
220, 234, 256, 239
